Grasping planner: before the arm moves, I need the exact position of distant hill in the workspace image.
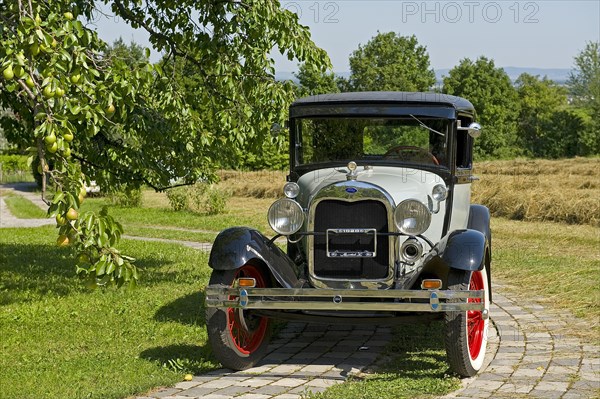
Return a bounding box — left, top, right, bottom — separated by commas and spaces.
276, 67, 572, 85
274, 71, 297, 82
436, 67, 572, 84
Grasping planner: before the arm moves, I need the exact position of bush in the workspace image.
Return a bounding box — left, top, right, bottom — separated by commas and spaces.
166, 187, 189, 211
0, 154, 33, 184
205, 185, 229, 215
108, 186, 143, 207
166, 183, 230, 214
0, 154, 28, 172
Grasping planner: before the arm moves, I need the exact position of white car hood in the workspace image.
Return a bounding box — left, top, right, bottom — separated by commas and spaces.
297, 165, 447, 241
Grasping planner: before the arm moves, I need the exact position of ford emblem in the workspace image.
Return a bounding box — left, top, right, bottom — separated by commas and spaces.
346, 187, 358, 194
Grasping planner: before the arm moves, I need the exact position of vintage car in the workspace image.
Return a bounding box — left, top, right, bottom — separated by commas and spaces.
205, 92, 492, 378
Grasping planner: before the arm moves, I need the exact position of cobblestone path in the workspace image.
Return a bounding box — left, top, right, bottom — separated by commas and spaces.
139, 287, 598, 399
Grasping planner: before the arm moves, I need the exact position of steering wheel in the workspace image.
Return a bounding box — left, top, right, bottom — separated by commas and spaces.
383, 145, 439, 165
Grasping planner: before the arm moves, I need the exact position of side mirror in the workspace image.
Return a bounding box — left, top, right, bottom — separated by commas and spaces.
457, 122, 482, 138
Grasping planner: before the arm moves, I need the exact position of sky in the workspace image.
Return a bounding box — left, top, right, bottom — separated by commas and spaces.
91, 1, 600, 72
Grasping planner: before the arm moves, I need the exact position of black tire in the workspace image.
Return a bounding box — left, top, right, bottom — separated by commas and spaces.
444, 267, 490, 377
206, 263, 271, 370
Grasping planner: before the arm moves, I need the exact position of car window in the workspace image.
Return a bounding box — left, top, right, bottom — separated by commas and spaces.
296, 117, 449, 167
456, 117, 473, 169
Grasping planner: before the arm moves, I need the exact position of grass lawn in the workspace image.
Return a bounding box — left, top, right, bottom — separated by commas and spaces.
0, 224, 462, 399
81, 195, 272, 235
2, 193, 47, 219
0, 226, 219, 399
0, 172, 35, 184
124, 225, 217, 243
491, 218, 600, 341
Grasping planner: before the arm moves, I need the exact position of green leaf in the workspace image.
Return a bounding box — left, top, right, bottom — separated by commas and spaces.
97, 274, 111, 286
98, 218, 106, 237
47, 203, 58, 217
106, 261, 116, 275
96, 260, 106, 276
52, 192, 65, 204
86, 214, 95, 232
98, 232, 108, 247
69, 104, 81, 115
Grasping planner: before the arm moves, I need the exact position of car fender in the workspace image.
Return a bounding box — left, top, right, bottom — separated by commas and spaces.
436, 229, 487, 272
208, 227, 303, 289
468, 204, 491, 247
467, 204, 492, 301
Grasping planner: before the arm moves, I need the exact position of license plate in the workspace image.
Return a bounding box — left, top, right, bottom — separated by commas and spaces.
326, 228, 377, 258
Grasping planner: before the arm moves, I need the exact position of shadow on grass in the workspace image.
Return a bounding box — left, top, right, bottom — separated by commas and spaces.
0, 240, 178, 305
372, 322, 451, 379
0, 243, 78, 305
154, 291, 207, 326
139, 343, 218, 375
2, 182, 39, 192
145, 287, 222, 370
140, 292, 220, 373
133, 256, 178, 284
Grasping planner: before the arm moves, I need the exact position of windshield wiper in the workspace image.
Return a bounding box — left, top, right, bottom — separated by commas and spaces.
409, 115, 445, 137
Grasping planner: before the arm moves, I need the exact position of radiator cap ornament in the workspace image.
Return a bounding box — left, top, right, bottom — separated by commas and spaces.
346, 161, 358, 180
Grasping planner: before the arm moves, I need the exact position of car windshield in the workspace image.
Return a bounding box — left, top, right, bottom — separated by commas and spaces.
294, 117, 450, 167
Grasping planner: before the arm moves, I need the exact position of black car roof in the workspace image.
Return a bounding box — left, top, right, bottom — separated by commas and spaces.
291, 91, 475, 114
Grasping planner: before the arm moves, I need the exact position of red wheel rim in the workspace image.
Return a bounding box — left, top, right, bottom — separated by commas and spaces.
226, 265, 268, 355
467, 271, 485, 360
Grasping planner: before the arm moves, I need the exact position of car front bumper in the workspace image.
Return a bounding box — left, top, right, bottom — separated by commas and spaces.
205, 287, 486, 313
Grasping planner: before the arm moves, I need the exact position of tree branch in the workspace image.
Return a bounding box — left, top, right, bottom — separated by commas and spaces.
35, 137, 51, 206
71, 152, 195, 192
110, 0, 239, 103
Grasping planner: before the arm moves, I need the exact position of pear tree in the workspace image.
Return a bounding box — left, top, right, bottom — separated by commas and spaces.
0, 0, 329, 287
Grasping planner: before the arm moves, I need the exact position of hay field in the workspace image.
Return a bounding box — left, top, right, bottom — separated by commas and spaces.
215, 158, 600, 226
216, 170, 286, 199
472, 158, 599, 226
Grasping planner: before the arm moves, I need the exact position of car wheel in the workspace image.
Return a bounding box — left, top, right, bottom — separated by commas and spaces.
444, 267, 490, 377
206, 263, 271, 370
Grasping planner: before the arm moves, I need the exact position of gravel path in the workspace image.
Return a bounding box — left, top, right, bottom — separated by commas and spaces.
0, 183, 54, 228
1, 183, 598, 398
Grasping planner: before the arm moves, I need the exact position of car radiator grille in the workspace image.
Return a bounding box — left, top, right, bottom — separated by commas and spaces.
313, 200, 389, 280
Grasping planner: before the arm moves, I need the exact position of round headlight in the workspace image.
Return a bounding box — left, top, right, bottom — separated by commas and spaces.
394, 199, 432, 235
283, 182, 300, 199
268, 198, 304, 235
432, 184, 448, 202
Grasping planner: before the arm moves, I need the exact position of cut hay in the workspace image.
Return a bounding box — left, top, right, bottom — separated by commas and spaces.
215, 158, 600, 226
473, 158, 599, 227
216, 170, 287, 199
